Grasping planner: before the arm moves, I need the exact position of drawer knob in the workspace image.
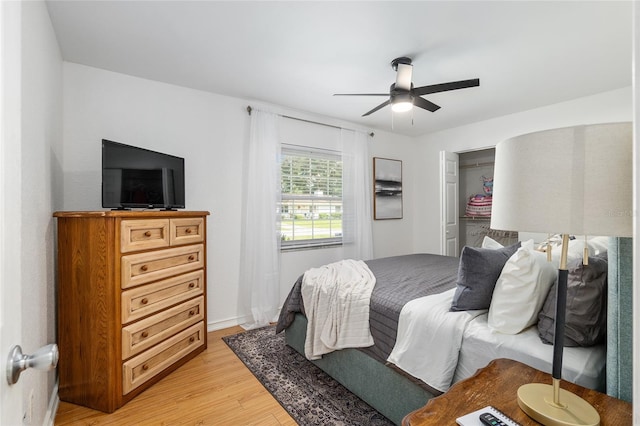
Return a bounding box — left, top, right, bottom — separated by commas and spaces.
141, 331, 149, 338
188, 282, 195, 289
142, 364, 149, 371
185, 228, 192, 234
188, 310, 196, 316
189, 337, 195, 343
144, 231, 151, 237
140, 298, 149, 305
140, 264, 148, 272
188, 255, 195, 261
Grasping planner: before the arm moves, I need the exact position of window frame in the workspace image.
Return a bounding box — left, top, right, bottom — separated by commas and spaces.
280, 144, 343, 251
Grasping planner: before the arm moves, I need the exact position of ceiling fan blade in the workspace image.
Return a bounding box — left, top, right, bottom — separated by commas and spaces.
395, 63, 413, 91
362, 100, 391, 117
333, 93, 389, 96
413, 78, 480, 97
414, 96, 441, 112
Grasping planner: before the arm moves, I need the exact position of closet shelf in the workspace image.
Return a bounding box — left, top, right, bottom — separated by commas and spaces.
460, 216, 491, 220
459, 161, 495, 169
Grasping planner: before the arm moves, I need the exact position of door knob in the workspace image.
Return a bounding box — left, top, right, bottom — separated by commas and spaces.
6, 344, 59, 385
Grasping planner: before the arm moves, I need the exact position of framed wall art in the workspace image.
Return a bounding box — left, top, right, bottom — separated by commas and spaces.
373, 157, 403, 220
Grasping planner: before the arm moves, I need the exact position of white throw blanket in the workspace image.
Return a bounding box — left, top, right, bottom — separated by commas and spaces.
387, 289, 485, 392
301, 259, 376, 360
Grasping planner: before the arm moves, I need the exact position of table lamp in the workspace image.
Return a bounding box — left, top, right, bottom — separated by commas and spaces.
490, 122, 632, 426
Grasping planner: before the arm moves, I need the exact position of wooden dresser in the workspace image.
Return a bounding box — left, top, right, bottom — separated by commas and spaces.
54, 210, 210, 413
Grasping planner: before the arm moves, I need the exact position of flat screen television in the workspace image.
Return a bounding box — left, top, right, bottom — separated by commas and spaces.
102, 139, 185, 210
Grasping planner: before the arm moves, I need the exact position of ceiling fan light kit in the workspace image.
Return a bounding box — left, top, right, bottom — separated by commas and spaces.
391, 101, 414, 113
334, 57, 480, 118
391, 91, 414, 112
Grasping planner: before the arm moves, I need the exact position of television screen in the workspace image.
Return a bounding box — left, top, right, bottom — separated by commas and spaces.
102, 139, 185, 209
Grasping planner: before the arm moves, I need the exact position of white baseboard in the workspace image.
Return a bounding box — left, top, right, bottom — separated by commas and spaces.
43, 381, 59, 426
207, 314, 253, 332
207, 309, 282, 332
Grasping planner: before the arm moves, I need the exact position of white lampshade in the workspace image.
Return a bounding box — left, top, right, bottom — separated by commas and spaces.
491, 122, 632, 237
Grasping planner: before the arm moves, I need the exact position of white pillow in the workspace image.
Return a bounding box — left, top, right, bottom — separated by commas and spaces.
547, 236, 608, 267
587, 236, 609, 255
481, 236, 504, 249
488, 240, 557, 334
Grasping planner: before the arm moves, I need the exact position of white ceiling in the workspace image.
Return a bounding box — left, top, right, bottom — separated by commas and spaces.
45, 1, 632, 137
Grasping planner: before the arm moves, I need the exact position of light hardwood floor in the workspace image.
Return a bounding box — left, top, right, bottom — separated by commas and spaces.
54, 327, 297, 425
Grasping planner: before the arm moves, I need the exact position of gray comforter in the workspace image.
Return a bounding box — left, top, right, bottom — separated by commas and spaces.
275, 253, 460, 363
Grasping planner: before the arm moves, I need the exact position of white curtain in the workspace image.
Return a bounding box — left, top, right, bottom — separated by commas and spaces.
240, 110, 281, 329
341, 128, 374, 260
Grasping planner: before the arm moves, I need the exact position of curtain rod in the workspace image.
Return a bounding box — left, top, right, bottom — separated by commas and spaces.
246, 105, 374, 138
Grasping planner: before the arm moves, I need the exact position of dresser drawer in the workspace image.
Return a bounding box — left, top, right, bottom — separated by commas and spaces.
121, 270, 204, 323
170, 218, 204, 246
122, 322, 205, 395
121, 244, 204, 289
122, 296, 204, 359
120, 219, 170, 253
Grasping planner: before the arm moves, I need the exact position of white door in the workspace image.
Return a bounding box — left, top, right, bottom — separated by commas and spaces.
440, 151, 459, 256
0, 1, 24, 424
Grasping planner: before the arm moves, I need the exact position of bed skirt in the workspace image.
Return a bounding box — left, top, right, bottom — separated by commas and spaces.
284, 313, 435, 425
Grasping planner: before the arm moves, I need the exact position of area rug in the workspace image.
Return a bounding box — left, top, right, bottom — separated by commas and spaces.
223, 326, 393, 426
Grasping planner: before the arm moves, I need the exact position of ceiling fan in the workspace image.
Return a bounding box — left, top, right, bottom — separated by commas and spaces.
334, 57, 480, 117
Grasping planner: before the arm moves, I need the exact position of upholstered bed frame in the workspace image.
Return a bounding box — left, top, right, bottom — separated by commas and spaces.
285, 313, 435, 425
607, 237, 633, 402
284, 238, 633, 425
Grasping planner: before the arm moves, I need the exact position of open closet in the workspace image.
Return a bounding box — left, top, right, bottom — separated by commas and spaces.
460, 148, 519, 248
440, 148, 518, 257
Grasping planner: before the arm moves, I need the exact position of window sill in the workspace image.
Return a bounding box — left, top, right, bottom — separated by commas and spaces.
281, 242, 342, 252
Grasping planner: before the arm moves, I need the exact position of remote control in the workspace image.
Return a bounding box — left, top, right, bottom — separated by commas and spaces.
479, 412, 508, 426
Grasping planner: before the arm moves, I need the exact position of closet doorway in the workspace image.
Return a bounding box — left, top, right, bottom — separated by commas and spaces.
440, 148, 518, 257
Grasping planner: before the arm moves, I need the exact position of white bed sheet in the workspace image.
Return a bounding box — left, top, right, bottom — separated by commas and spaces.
387, 289, 484, 392
452, 313, 606, 391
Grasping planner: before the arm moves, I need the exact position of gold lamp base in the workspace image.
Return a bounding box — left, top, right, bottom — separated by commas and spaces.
517, 383, 600, 426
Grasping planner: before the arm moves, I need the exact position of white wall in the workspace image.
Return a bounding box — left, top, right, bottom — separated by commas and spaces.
369, 130, 418, 258
62, 63, 417, 329
413, 87, 632, 254
20, 1, 63, 425
63, 63, 249, 329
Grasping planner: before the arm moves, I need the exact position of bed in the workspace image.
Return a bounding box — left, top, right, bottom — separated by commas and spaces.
276, 242, 610, 425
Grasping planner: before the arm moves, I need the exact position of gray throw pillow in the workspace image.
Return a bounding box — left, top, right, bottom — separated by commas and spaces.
450, 242, 521, 311
538, 252, 608, 347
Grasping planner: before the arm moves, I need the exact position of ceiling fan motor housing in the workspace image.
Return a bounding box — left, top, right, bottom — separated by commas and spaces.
390, 83, 414, 106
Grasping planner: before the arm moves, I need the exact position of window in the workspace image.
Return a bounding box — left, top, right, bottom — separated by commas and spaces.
280, 145, 342, 249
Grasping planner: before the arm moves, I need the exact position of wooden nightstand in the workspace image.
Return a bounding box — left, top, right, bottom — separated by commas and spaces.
402, 358, 631, 426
